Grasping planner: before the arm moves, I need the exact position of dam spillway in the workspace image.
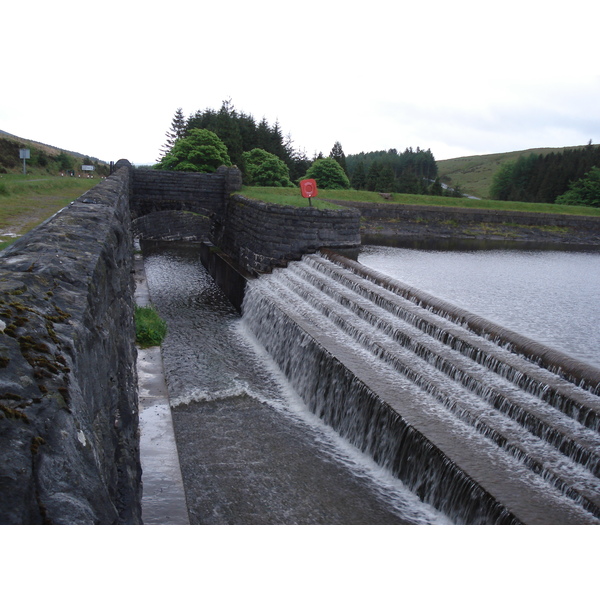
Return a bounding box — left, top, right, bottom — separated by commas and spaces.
241, 251, 600, 524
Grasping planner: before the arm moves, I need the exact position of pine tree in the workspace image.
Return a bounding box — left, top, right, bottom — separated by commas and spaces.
351, 161, 366, 190
158, 108, 186, 160
329, 141, 348, 174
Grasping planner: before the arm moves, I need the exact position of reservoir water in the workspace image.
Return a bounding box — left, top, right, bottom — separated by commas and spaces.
359, 246, 600, 369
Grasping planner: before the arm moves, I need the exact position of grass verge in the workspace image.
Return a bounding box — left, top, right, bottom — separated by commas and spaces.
242, 186, 600, 217
135, 305, 167, 348
0, 174, 99, 248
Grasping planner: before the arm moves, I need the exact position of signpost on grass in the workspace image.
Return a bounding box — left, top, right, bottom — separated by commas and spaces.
300, 178, 318, 206
19, 149, 30, 175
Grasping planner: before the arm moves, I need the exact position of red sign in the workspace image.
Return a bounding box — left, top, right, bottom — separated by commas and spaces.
300, 179, 318, 199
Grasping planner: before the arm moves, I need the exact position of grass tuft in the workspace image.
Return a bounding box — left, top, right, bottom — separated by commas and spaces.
135, 305, 167, 348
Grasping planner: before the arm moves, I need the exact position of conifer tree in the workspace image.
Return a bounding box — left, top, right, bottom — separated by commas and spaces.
329, 141, 347, 174
158, 108, 186, 161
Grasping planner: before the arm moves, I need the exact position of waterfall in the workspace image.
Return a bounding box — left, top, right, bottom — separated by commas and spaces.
241, 252, 600, 525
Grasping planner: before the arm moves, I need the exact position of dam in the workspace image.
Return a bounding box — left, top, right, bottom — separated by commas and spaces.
1, 161, 599, 524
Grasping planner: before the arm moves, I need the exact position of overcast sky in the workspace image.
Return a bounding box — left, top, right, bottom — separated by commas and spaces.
3, 0, 599, 165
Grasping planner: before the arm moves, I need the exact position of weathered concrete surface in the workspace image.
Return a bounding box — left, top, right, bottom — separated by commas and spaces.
0, 165, 141, 524
134, 251, 189, 524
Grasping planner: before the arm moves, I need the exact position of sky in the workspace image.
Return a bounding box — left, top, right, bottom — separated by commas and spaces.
2, 0, 599, 165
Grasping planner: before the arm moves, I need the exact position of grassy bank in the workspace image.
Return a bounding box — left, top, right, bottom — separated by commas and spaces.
0, 174, 99, 249
241, 186, 600, 218
241, 186, 344, 210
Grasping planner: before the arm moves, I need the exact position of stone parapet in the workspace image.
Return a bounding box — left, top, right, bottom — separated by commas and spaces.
0, 166, 141, 524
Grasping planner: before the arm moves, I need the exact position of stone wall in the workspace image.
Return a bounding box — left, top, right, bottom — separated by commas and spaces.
213, 194, 361, 274
332, 200, 600, 247
0, 165, 141, 524
133, 210, 211, 241
130, 166, 242, 219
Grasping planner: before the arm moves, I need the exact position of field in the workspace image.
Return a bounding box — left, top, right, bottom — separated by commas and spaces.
0, 174, 99, 249
242, 186, 600, 218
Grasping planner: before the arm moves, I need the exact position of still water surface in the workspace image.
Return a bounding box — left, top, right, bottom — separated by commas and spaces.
359, 246, 600, 368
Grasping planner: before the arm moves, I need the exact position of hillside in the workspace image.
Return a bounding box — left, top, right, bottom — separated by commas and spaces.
436, 144, 600, 199
0, 130, 108, 175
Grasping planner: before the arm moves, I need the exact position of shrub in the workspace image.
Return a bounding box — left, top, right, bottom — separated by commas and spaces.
135, 305, 167, 348
155, 128, 232, 172
242, 148, 293, 187
303, 158, 351, 189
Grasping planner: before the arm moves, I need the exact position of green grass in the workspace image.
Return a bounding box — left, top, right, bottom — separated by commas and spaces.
240, 186, 345, 210
241, 186, 600, 217
0, 174, 98, 247
135, 305, 167, 348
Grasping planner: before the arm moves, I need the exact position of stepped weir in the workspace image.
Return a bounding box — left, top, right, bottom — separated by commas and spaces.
240, 250, 600, 525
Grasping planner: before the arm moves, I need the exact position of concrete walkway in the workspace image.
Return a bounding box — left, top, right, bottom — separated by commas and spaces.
134, 250, 189, 525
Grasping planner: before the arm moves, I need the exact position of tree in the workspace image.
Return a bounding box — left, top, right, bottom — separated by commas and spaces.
556, 167, 600, 207
329, 141, 347, 174
155, 128, 231, 172
242, 148, 293, 187
158, 108, 186, 160
351, 161, 366, 190
303, 158, 351, 189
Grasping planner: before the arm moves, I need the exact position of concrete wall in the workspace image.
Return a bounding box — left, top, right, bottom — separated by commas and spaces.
214, 194, 361, 274
0, 165, 141, 524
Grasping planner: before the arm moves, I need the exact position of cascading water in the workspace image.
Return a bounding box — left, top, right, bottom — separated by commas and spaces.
141, 241, 451, 525
241, 251, 600, 524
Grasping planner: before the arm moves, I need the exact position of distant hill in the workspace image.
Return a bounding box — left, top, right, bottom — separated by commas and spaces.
0, 130, 108, 175
436, 144, 599, 199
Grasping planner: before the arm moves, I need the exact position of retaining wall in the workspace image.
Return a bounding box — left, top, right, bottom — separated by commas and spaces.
214, 194, 361, 274
333, 200, 600, 247
0, 165, 141, 524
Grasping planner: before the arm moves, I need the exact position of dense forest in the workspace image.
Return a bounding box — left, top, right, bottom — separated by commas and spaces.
345, 148, 459, 196
490, 142, 600, 204
159, 100, 312, 182
158, 101, 452, 194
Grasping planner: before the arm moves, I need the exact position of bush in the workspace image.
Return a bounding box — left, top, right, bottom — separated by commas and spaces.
303, 158, 351, 189
135, 305, 167, 348
155, 128, 232, 172
242, 148, 293, 187
556, 166, 600, 208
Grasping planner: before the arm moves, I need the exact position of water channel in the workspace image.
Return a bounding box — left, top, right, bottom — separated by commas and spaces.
141, 240, 599, 524
141, 241, 450, 524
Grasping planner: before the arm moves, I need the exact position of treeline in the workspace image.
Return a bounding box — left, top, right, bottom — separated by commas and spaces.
159, 102, 451, 194
160, 100, 311, 182
344, 148, 457, 196
490, 143, 600, 203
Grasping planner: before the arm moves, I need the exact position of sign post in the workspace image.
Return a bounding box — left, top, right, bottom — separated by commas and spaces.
19, 149, 30, 175
300, 178, 318, 207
